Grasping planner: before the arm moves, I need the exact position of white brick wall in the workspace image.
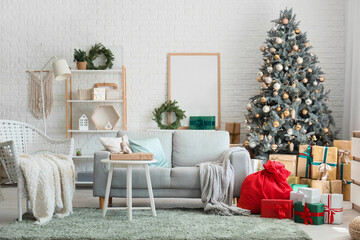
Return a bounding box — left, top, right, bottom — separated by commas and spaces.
0, 0, 345, 170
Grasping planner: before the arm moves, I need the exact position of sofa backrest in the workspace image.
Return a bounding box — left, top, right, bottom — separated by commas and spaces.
172, 131, 230, 167
117, 130, 173, 167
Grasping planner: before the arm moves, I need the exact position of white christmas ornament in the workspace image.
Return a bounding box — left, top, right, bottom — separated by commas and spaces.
313, 81, 318, 86
276, 64, 283, 71
250, 141, 257, 148
273, 83, 281, 91
247, 103, 252, 109
270, 47, 276, 53
257, 72, 263, 77
285, 66, 289, 71
247, 126, 251, 130
289, 142, 294, 152
271, 26, 277, 32
265, 76, 273, 84
287, 128, 294, 135
267, 135, 272, 140
267, 66, 273, 73
305, 98, 313, 106
295, 97, 301, 103
275, 37, 283, 44
263, 105, 270, 113
296, 57, 304, 64
273, 91, 278, 96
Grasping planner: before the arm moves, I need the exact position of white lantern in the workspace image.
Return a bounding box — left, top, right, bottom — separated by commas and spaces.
79, 114, 89, 131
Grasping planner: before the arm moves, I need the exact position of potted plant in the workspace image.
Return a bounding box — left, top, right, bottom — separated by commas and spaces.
73, 49, 87, 70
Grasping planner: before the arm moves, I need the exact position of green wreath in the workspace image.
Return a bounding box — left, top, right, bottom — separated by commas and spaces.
152, 100, 186, 129
86, 43, 115, 70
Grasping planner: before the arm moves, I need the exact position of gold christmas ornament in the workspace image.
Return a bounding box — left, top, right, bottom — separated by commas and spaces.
257, 77, 262, 82
273, 120, 280, 128
315, 89, 320, 93
281, 113, 284, 119
284, 109, 290, 117
270, 47, 276, 53
260, 45, 266, 52
308, 68, 313, 73
302, 78, 308, 84
287, 73, 292, 78
292, 83, 297, 88
302, 109, 308, 115
293, 45, 299, 51
271, 144, 278, 151
324, 127, 329, 134
282, 18, 289, 25
255, 113, 260, 118
261, 96, 267, 103
312, 135, 317, 141
296, 124, 302, 131
274, 54, 280, 60
319, 76, 325, 82
309, 121, 313, 126
244, 140, 249, 147
266, 59, 270, 64
305, 42, 310, 48
283, 93, 289, 100
295, 28, 301, 34
259, 134, 264, 141
276, 106, 282, 112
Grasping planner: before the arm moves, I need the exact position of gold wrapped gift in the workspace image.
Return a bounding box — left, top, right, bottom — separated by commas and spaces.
269, 154, 297, 176
334, 140, 352, 181
343, 182, 351, 201
311, 180, 330, 195
330, 180, 342, 194
287, 176, 300, 185
297, 145, 312, 178
300, 178, 312, 186
311, 146, 338, 180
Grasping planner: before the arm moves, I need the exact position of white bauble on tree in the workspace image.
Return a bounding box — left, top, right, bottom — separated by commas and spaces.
246, 103, 252, 109
295, 97, 301, 103
273, 82, 281, 91
270, 47, 276, 53
263, 105, 270, 113
276, 64, 283, 71
285, 66, 289, 71
287, 128, 294, 135
267, 66, 273, 73
250, 141, 257, 148
313, 81, 318, 86
265, 76, 272, 84
257, 71, 263, 77
275, 37, 283, 44
296, 57, 303, 64
305, 98, 313, 105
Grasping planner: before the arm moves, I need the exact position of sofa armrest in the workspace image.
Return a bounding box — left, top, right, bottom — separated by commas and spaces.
93, 151, 111, 197
230, 150, 251, 198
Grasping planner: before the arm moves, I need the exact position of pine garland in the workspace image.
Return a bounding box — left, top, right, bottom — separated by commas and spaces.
86, 43, 114, 70
152, 100, 186, 129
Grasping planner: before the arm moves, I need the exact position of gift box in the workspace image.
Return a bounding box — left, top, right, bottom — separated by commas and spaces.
290, 191, 305, 203
251, 159, 265, 173
300, 178, 312, 186
311, 180, 330, 195
261, 199, 293, 219
287, 176, 300, 185
330, 180, 342, 194
321, 194, 343, 224
298, 187, 321, 204
291, 184, 309, 192
269, 154, 297, 176
311, 146, 338, 180
297, 145, 313, 178
294, 202, 325, 225
225, 122, 240, 144
189, 116, 216, 130
343, 182, 351, 201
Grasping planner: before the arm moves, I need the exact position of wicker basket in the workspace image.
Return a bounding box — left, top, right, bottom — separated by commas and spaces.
78, 89, 92, 100
350, 216, 360, 240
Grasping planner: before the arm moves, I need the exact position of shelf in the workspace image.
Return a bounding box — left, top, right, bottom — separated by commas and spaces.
75, 181, 93, 185
68, 130, 119, 133
71, 69, 122, 73
72, 155, 94, 159
67, 100, 123, 103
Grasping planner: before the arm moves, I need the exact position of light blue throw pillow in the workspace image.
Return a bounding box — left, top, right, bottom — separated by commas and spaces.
129, 138, 168, 168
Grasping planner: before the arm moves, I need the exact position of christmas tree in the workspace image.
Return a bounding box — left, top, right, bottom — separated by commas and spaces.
244, 8, 336, 160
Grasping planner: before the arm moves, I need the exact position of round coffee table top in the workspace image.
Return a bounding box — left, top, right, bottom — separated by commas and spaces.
101, 159, 157, 165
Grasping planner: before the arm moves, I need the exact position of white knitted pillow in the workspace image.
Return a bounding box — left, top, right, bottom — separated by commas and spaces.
99, 137, 122, 153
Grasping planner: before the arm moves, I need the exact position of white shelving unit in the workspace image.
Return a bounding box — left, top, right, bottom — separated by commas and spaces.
66, 66, 127, 186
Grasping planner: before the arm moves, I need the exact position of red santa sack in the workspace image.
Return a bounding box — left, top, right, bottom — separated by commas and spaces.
237, 160, 293, 214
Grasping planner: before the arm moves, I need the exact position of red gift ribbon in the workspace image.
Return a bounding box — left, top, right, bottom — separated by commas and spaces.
324, 194, 343, 224
294, 203, 324, 225
262, 202, 291, 219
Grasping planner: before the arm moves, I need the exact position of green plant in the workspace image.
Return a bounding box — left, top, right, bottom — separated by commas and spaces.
73, 49, 87, 62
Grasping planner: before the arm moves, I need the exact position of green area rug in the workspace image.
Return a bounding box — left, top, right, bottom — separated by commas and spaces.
0, 208, 311, 240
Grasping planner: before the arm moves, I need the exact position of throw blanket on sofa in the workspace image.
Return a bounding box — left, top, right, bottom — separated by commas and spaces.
198, 147, 251, 216
19, 154, 75, 225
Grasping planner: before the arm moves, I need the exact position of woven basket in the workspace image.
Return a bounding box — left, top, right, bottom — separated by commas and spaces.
78, 89, 92, 100
349, 216, 360, 240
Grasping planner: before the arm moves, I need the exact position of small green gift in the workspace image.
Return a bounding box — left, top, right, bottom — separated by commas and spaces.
189, 116, 215, 130
294, 202, 324, 225
291, 184, 309, 192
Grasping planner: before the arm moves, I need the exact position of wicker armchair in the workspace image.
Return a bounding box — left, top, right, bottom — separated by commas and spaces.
0, 120, 74, 221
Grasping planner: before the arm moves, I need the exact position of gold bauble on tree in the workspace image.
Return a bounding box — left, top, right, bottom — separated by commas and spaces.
315, 89, 320, 93
319, 76, 325, 82
271, 144, 278, 151
302, 109, 308, 115
255, 113, 260, 118
276, 106, 282, 112
244, 140, 249, 147
295, 28, 301, 34
260, 45, 266, 52
273, 120, 280, 128
308, 68, 313, 73
274, 54, 280, 60
296, 124, 302, 131
266, 59, 270, 64
282, 18, 289, 24
283, 93, 289, 100
302, 78, 308, 84
284, 109, 290, 117
257, 77, 262, 82
312, 135, 317, 141
259, 134, 264, 141
324, 127, 329, 134
305, 42, 310, 48
261, 96, 267, 103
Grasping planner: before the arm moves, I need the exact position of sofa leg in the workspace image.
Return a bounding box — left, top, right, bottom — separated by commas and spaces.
109, 197, 112, 206
99, 197, 105, 209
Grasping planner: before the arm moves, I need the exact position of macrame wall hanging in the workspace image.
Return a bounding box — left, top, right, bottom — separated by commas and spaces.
29, 71, 54, 119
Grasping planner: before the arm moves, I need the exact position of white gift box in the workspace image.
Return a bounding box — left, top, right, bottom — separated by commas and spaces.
91, 88, 106, 100
297, 187, 321, 205
251, 159, 265, 173
321, 194, 343, 224
290, 191, 305, 204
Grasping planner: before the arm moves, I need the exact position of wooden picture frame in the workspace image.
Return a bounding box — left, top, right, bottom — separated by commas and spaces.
168, 53, 221, 129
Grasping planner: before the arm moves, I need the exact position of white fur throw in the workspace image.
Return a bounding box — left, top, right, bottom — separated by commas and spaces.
19, 154, 75, 225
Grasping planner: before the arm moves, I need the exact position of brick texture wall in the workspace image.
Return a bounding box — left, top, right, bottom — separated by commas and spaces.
0, 0, 345, 171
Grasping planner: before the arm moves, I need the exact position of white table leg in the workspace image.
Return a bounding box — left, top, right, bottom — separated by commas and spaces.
144, 164, 156, 217
127, 165, 133, 221
103, 164, 114, 217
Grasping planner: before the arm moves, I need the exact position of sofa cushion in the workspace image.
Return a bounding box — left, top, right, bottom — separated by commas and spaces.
170, 167, 200, 189
130, 138, 168, 168
117, 130, 173, 167
172, 131, 229, 167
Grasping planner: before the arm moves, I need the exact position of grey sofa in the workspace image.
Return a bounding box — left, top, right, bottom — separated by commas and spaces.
93, 130, 250, 208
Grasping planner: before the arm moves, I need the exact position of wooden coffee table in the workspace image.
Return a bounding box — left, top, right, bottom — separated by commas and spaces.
101, 159, 157, 221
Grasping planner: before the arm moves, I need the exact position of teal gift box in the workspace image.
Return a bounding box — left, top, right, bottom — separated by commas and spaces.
189, 116, 215, 130
291, 184, 309, 192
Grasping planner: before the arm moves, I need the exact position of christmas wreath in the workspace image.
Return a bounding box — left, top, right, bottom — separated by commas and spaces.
86, 43, 115, 70
152, 100, 186, 129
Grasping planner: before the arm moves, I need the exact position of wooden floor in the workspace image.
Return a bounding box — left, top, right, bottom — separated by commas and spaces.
0, 187, 358, 240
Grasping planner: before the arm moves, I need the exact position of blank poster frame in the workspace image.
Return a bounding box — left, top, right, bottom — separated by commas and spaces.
168, 53, 221, 129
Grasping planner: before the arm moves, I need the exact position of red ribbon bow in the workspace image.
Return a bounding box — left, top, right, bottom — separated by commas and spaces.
300, 203, 313, 225
274, 204, 288, 220
324, 194, 343, 224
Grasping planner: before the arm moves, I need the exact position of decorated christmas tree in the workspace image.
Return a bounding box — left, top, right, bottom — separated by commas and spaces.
244, 8, 336, 160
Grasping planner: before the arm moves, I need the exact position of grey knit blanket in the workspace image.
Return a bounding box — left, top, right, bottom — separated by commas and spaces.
198, 147, 251, 216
